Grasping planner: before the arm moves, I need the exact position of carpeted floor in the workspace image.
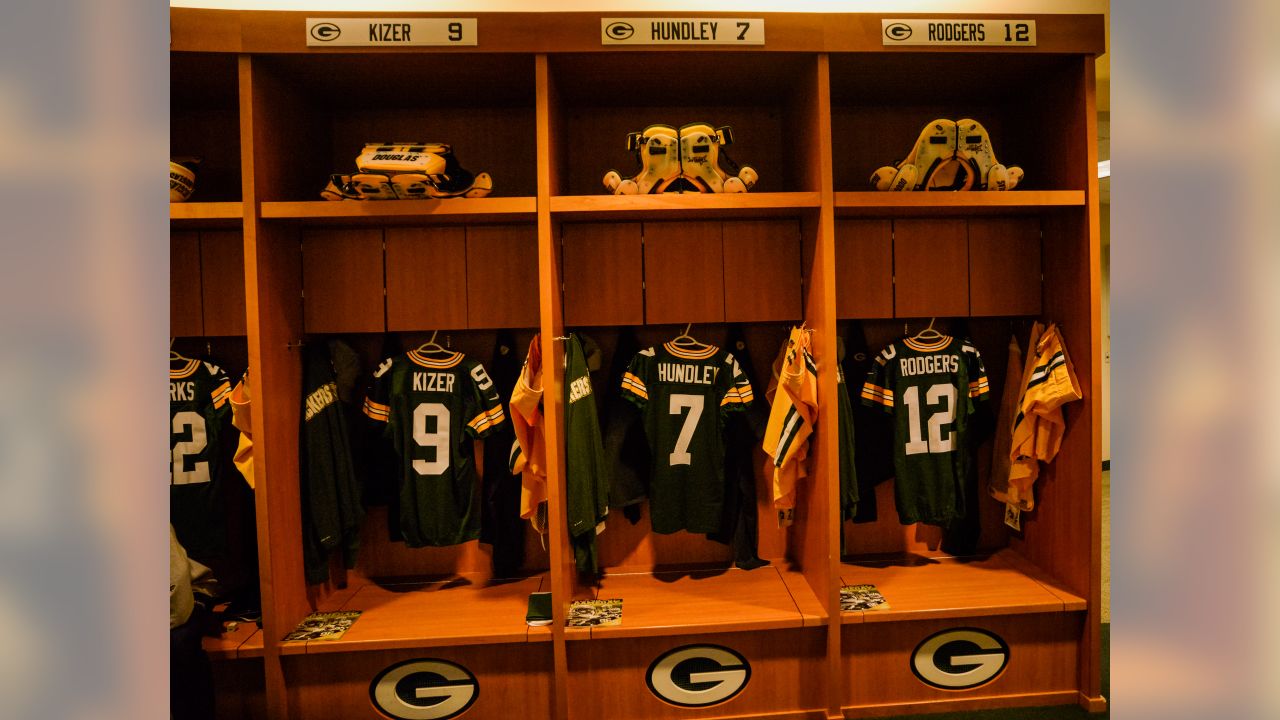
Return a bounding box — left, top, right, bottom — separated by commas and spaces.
882, 471, 1112, 719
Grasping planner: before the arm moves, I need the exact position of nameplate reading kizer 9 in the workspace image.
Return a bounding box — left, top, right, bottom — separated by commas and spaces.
306, 18, 477, 47
882, 19, 1037, 47
602, 18, 764, 45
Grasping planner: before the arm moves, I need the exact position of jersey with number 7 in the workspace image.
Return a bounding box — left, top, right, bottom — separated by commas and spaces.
861, 336, 990, 526
363, 349, 506, 547
621, 343, 753, 534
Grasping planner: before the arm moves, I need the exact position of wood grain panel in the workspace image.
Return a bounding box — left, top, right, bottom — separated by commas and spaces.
842, 613, 1080, 709
302, 228, 385, 334
200, 231, 247, 336
561, 223, 643, 327
835, 219, 893, 319
893, 219, 969, 318
384, 226, 467, 331
969, 218, 1042, 317
566, 628, 825, 720
286, 643, 552, 720
171, 231, 203, 337
723, 219, 803, 323
643, 221, 724, 326
467, 225, 540, 329
211, 658, 266, 720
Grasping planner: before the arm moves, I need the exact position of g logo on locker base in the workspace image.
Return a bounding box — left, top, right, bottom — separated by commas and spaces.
911, 628, 1010, 690
646, 644, 751, 708
370, 659, 479, 720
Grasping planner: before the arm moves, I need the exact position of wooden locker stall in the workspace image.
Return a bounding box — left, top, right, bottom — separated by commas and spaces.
171, 9, 1105, 720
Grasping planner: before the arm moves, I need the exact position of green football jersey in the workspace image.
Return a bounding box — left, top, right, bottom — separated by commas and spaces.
860, 335, 990, 526
836, 364, 859, 522
170, 357, 232, 559
364, 350, 505, 547
621, 342, 753, 534
564, 335, 610, 574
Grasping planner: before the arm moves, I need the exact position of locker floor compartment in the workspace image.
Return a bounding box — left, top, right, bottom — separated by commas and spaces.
202, 621, 262, 660
839, 548, 1086, 624
280, 574, 548, 655
576, 565, 826, 639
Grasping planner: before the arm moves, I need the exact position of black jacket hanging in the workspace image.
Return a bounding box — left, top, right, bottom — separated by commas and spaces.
480, 330, 525, 577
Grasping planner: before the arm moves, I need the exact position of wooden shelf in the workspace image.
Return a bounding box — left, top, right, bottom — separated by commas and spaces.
550, 192, 821, 221
578, 566, 823, 640
203, 622, 262, 660
260, 197, 537, 225
838, 550, 1086, 625
170, 202, 243, 228
281, 575, 546, 655
834, 190, 1085, 217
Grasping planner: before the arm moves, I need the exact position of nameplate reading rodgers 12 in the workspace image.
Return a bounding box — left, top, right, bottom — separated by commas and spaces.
602, 18, 764, 45
306, 18, 477, 47
881, 19, 1037, 47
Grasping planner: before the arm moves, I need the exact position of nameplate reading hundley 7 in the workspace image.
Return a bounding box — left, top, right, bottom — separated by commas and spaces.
882, 19, 1036, 47
602, 18, 764, 45
306, 18, 477, 47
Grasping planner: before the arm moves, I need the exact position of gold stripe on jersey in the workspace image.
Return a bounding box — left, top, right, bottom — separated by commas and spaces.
621, 372, 648, 399
664, 342, 719, 360
903, 335, 953, 352
968, 377, 991, 398
363, 397, 391, 422
468, 406, 506, 433
169, 359, 200, 379
861, 383, 894, 407
408, 350, 464, 369
211, 380, 232, 409
720, 386, 754, 406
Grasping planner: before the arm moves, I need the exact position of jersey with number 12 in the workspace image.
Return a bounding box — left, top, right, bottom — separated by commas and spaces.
621, 343, 753, 534
364, 349, 505, 547
861, 335, 989, 526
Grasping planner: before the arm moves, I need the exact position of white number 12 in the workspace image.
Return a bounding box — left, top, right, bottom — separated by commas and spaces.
668, 394, 704, 466
902, 383, 957, 456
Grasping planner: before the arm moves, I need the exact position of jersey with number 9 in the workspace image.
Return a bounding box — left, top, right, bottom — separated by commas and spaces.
861, 335, 990, 526
621, 343, 753, 534
363, 349, 506, 547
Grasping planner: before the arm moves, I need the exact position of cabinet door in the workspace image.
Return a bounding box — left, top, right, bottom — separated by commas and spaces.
723, 219, 803, 322
968, 217, 1042, 316
643, 221, 724, 326
200, 231, 247, 336
834, 219, 893, 319
562, 223, 644, 327
302, 228, 385, 333
171, 231, 203, 337
893, 219, 969, 318
466, 225, 539, 329
385, 227, 467, 331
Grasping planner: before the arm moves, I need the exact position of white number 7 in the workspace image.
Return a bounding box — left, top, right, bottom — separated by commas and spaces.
668, 394, 704, 466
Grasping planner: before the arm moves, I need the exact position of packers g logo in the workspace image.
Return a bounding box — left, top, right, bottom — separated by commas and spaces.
911, 628, 1010, 691
369, 659, 479, 720
646, 644, 751, 708
884, 22, 913, 41
310, 22, 341, 42
605, 22, 635, 40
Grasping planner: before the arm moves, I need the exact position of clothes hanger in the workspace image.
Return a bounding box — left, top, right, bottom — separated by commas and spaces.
170, 337, 188, 362
414, 330, 452, 356
911, 317, 944, 341
670, 323, 709, 350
